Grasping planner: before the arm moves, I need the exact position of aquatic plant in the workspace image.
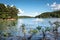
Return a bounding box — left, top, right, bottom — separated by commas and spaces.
28, 29, 38, 40
41, 27, 51, 40
49, 21, 60, 40
36, 26, 41, 32
21, 24, 26, 40
53, 21, 60, 40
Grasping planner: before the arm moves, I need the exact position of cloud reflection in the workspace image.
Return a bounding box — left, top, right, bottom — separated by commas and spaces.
33, 18, 44, 22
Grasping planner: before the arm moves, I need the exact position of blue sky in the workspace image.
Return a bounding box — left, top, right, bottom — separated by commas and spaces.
0, 0, 60, 17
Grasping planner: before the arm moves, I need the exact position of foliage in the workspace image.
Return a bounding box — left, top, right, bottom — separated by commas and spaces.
21, 24, 26, 36
18, 16, 34, 18
0, 19, 17, 30
1, 32, 12, 37
53, 21, 60, 31
31, 29, 38, 34
45, 27, 51, 32
21, 24, 25, 30
36, 26, 41, 32
49, 21, 60, 31
0, 3, 19, 19
49, 21, 60, 40
29, 29, 38, 34
35, 10, 60, 18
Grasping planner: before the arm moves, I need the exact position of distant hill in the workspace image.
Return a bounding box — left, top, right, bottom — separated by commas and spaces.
18, 16, 34, 18
35, 10, 60, 18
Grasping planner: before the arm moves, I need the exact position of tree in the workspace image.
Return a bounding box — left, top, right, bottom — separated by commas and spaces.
0, 3, 19, 19
35, 10, 60, 18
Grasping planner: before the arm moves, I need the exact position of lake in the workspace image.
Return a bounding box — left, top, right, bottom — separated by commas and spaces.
0, 18, 60, 37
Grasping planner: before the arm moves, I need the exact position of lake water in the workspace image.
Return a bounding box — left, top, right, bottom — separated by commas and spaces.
0, 18, 60, 37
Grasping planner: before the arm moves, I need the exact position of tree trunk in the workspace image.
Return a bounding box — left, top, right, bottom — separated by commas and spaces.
42, 32, 46, 40
22, 33, 26, 40
54, 29, 58, 40
28, 34, 34, 40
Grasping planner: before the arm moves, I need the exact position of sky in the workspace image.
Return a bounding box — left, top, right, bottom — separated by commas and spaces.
0, 0, 60, 17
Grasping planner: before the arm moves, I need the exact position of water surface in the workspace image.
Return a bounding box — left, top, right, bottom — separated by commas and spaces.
0, 18, 60, 36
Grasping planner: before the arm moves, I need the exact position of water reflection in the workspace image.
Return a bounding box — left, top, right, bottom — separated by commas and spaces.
0, 18, 60, 37
0, 19, 17, 36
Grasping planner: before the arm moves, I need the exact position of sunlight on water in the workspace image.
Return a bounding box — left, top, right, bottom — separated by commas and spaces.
33, 18, 44, 22
0, 18, 60, 36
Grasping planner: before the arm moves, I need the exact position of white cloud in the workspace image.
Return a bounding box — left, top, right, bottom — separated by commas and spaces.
4, 4, 7, 7
33, 18, 44, 22
31, 12, 41, 17
17, 8, 24, 16
18, 12, 41, 17
4, 4, 14, 7
11, 5, 14, 7
50, 2, 56, 7
47, 2, 60, 10
18, 8, 24, 13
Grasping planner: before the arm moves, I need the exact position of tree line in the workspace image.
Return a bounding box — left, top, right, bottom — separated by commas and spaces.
35, 10, 60, 18
0, 3, 19, 19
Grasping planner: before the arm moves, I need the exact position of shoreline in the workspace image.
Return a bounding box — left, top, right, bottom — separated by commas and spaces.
0, 18, 16, 20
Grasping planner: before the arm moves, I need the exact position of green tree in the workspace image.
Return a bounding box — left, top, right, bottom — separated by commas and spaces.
0, 3, 19, 19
